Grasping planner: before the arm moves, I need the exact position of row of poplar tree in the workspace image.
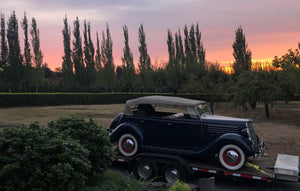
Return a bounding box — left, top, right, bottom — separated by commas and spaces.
60, 17, 207, 93
0, 11, 44, 92
0, 11, 212, 92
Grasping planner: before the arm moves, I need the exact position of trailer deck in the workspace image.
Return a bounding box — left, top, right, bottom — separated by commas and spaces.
113, 152, 299, 183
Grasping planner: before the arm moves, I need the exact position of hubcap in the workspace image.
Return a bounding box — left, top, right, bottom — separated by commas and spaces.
223, 149, 241, 166
138, 164, 152, 179
121, 138, 135, 153
165, 168, 180, 183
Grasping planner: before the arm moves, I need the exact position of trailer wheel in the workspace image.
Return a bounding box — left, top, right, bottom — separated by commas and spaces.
218, 144, 245, 171
118, 134, 138, 157
162, 163, 187, 183
134, 158, 158, 180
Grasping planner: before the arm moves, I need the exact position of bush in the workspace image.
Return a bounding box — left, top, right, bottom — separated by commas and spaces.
0, 92, 230, 107
83, 170, 153, 191
0, 123, 91, 190
48, 116, 113, 174
168, 180, 191, 191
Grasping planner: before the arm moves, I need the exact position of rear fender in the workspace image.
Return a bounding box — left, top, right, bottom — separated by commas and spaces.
109, 122, 143, 144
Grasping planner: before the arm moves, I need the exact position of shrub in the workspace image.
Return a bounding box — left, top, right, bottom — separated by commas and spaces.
0, 123, 91, 190
48, 116, 113, 174
168, 180, 191, 191
83, 170, 154, 191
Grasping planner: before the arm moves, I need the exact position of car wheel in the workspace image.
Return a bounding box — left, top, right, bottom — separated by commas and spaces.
162, 163, 187, 183
218, 144, 245, 171
118, 134, 138, 157
134, 158, 158, 180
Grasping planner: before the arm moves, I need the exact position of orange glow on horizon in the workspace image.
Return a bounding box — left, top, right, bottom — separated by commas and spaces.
220, 60, 278, 74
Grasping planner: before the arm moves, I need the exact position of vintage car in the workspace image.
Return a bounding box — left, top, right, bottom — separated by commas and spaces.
108, 95, 261, 170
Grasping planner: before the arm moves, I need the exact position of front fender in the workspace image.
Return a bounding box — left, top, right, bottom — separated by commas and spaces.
199, 133, 254, 157
109, 122, 143, 144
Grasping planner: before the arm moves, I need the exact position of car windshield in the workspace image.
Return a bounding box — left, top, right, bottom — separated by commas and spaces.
195, 103, 211, 116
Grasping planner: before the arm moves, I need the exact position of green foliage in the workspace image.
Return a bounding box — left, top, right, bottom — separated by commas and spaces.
168, 180, 191, 191
273, 47, 300, 94
232, 26, 252, 76
232, 71, 282, 117
0, 123, 91, 190
48, 116, 113, 174
83, 170, 154, 191
0, 117, 113, 190
0, 92, 230, 107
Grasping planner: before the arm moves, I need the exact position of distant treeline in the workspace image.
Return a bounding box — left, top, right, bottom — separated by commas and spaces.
0, 11, 299, 117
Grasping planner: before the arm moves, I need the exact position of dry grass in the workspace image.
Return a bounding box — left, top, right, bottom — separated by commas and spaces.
0, 101, 299, 158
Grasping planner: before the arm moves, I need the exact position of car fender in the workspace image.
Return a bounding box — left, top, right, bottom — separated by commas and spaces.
109, 122, 143, 144
199, 133, 253, 157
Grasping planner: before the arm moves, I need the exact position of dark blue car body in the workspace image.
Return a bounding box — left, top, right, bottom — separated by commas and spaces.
109, 96, 260, 170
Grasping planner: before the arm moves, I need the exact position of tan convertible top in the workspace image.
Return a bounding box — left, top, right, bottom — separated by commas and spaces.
123, 95, 206, 115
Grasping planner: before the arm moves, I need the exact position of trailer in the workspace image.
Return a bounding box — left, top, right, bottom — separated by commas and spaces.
113, 152, 299, 184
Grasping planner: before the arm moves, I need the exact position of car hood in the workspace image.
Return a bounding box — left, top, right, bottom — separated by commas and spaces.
201, 114, 251, 123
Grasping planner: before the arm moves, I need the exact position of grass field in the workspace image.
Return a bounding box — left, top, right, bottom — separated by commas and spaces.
0, 101, 299, 158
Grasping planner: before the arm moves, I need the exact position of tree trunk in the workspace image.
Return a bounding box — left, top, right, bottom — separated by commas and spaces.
264, 103, 270, 118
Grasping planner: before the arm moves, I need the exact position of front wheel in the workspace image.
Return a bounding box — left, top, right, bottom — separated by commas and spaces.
118, 134, 138, 157
218, 144, 245, 171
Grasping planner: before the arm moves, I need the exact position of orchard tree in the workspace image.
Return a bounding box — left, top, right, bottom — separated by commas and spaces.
233, 71, 281, 118
273, 46, 300, 95
232, 26, 252, 76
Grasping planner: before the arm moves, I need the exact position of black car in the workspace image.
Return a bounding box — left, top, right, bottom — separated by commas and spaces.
108, 95, 261, 170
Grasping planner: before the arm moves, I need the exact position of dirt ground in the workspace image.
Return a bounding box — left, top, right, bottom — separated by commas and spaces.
0, 101, 299, 159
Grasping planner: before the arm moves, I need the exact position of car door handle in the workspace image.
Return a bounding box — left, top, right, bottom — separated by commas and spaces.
139, 120, 145, 123
167, 122, 172, 126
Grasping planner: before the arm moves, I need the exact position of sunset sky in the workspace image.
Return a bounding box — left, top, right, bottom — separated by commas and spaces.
1, 0, 300, 70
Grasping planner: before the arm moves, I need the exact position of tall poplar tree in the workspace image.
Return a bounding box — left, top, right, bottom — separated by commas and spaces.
62, 16, 73, 87
195, 23, 205, 74
166, 29, 181, 94
101, 23, 115, 91
22, 13, 33, 90
138, 24, 152, 91
121, 24, 135, 91
95, 32, 101, 71
22, 13, 31, 67
72, 17, 84, 86
83, 21, 95, 87
0, 14, 8, 69
232, 26, 252, 76
7, 11, 23, 90
30, 17, 44, 91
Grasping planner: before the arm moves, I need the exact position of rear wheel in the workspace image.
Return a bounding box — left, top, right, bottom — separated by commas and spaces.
218, 144, 245, 171
134, 158, 158, 180
162, 163, 187, 183
118, 134, 138, 157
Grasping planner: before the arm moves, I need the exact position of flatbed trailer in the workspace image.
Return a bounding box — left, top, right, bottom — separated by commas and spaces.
113, 152, 299, 183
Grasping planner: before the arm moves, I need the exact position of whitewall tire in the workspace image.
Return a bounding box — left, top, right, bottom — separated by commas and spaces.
118, 134, 138, 157
218, 144, 245, 171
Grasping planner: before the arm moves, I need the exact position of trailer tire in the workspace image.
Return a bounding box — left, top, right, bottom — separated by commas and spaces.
219, 144, 245, 171
162, 163, 187, 183
134, 158, 158, 180
118, 134, 138, 157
